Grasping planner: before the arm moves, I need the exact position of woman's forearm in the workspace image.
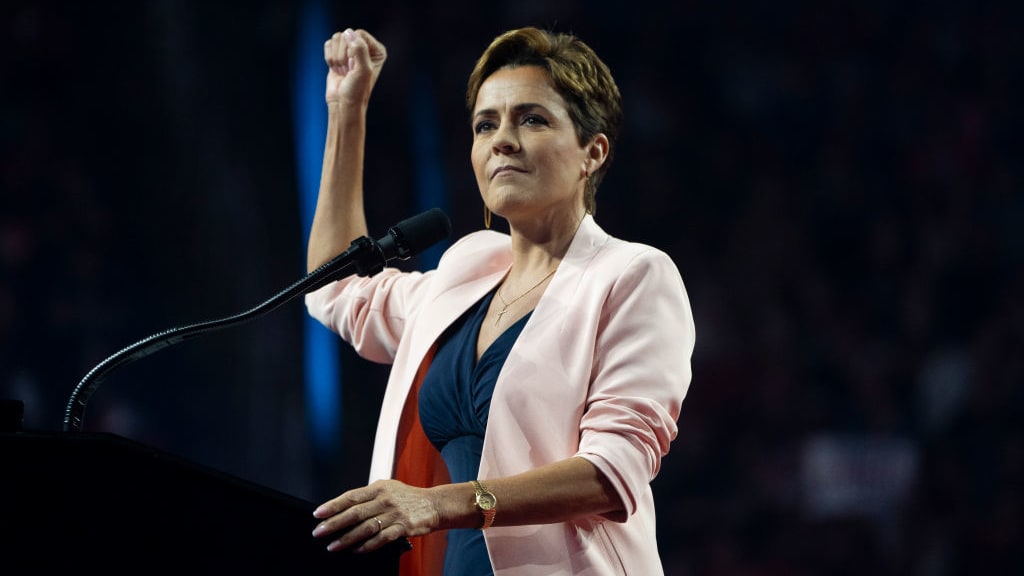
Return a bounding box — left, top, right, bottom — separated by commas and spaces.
432, 456, 625, 530
306, 104, 370, 272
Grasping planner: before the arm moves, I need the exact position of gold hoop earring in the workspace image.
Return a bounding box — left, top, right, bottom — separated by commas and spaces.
584, 173, 596, 215
484, 207, 492, 229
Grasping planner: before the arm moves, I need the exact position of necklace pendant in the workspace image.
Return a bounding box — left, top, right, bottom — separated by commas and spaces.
494, 267, 556, 327
495, 305, 509, 326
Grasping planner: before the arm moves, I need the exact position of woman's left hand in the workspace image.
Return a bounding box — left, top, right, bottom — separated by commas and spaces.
312, 479, 441, 552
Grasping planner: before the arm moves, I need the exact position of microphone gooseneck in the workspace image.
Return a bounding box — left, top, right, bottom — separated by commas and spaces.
62, 208, 452, 433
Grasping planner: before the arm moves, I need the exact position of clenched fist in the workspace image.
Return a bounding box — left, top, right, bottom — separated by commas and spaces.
324, 28, 387, 107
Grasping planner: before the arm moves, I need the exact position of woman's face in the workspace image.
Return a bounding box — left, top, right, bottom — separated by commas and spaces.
471, 65, 600, 224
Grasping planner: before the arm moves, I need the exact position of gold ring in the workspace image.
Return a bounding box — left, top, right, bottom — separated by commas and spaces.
373, 517, 383, 533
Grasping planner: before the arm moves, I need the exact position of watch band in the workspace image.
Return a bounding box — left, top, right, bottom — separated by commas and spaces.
471, 480, 497, 530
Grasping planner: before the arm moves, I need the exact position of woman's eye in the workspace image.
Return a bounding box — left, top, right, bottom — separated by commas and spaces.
474, 120, 496, 134
522, 114, 548, 127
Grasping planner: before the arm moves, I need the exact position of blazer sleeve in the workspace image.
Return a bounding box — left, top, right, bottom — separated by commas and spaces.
576, 247, 695, 518
304, 268, 434, 365
304, 229, 509, 366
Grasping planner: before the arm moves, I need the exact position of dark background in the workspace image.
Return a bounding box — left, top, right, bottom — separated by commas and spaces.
2, 1, 1021, 573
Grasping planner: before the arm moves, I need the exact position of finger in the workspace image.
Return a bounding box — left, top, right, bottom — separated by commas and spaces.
331, 30, 355, 74
324, 31, 342, 66
312, 490, 383, 539
333, 28, 358, 71
311, 505, 369, 540
350, 517, 404, 554
342, 29, 357, 73
313, 501, 333, 520
313, 494, 340, 519
312, 488, 362, 519
326, 515, 388, 552
355, 29, 388, 66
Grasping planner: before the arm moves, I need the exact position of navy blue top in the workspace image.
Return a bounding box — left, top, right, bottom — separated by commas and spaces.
418, 290, 531, 576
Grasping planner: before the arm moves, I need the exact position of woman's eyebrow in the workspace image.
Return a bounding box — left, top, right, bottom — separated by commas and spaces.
472, 102, 550, 119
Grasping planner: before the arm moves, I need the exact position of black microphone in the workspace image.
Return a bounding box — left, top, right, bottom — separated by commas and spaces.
63, 208, 452, 432
378, 207, 452, 261
342, 207, 452, 279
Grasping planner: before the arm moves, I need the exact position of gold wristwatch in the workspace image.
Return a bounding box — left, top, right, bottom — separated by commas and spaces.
470, 480, 497, 530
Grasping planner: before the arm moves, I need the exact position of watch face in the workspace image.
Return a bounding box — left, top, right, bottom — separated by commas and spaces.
477, 493, 497, 510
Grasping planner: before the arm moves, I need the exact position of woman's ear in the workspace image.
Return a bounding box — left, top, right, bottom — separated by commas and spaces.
585, 133, 610, 174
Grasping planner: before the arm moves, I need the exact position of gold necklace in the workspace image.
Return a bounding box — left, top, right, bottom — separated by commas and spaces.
495, 268, 557, 326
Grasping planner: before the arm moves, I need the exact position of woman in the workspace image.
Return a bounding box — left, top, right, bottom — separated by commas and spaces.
306, 26, 695, 576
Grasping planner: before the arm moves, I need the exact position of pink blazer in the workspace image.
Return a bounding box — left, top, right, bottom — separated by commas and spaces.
306, 215, 695, 575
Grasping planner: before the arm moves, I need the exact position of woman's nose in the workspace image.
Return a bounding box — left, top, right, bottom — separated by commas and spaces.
491, 124, 520, 154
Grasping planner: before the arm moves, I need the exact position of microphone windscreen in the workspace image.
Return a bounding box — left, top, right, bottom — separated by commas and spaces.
387, 208, 452, 259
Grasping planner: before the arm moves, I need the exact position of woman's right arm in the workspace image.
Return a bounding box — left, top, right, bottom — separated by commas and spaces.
307, 29, 388, 273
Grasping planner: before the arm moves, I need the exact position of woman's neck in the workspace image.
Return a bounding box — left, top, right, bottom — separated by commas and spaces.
505, 209, 586, 281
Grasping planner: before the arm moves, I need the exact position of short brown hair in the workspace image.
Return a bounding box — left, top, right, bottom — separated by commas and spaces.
467, 27, 622, 214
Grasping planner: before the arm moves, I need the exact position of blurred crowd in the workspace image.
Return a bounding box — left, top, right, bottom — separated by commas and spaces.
2, 1, 1020, 574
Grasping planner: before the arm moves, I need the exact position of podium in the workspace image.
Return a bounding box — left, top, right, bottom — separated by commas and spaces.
0, 430, 406, 574
0, 210, 458, 572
